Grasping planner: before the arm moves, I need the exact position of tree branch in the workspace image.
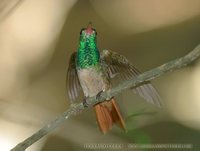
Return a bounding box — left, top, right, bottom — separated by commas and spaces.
10, 44, 200, 151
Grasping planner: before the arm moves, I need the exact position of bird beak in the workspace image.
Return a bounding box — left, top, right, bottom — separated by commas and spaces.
85, 22, 93, 35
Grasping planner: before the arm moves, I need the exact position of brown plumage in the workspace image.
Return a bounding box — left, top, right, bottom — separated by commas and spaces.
94, 98, 126, 134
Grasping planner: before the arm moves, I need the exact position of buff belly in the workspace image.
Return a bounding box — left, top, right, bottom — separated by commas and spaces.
77, 67, 109, 97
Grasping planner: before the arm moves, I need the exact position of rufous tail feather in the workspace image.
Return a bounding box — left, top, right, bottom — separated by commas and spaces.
94, 98, 126, 134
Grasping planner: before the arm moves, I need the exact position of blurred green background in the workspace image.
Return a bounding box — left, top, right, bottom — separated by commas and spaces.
0, 0, 200, 150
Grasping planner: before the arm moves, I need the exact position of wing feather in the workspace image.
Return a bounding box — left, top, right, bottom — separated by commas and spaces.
101, 49, 162, 107
66, 52, 83, 103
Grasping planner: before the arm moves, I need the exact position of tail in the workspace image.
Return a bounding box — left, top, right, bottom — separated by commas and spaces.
94, 98, 126, 134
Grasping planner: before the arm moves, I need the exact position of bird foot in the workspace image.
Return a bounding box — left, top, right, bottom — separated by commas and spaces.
96, 90, 112, 102
96, 90, 103, 101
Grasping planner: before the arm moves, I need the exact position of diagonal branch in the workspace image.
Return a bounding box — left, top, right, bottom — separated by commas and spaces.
10, 44, 200, 151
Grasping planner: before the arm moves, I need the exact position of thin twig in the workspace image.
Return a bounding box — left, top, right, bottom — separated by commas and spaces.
10, 44, 200, 151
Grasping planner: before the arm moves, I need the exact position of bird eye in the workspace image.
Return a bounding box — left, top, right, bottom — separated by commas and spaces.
93, 29, 97, 35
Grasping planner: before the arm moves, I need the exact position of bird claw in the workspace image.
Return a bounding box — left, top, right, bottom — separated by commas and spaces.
83, 90, 108, 107
96, 90, 103, 100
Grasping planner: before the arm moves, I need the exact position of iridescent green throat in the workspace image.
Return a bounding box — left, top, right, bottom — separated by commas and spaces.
76, 33, 100, 69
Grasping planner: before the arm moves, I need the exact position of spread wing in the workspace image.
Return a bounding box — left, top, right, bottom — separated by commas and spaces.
101, 49, 162, 107
66, 52, 83, 103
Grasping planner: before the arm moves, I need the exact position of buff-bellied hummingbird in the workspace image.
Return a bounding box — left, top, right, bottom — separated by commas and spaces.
67, 23, 161, 134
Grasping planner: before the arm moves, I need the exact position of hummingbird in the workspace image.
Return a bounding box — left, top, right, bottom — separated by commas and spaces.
67, 23, 161, 134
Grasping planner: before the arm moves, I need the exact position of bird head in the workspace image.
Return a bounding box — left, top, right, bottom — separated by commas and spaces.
80, 22, 97, 40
